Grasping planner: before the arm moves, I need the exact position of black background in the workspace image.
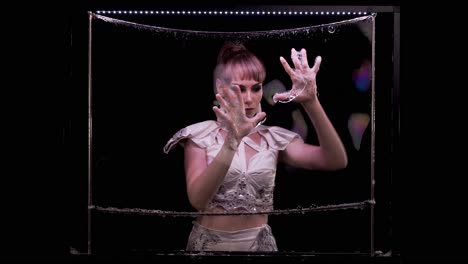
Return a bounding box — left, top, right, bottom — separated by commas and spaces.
10, 1, 468, 263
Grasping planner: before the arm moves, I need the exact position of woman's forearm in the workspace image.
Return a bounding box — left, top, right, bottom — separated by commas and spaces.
187, 142, 237, 211
301, 99, 348, 169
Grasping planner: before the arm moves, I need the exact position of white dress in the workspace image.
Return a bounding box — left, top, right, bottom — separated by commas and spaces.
164, 120, 301, 212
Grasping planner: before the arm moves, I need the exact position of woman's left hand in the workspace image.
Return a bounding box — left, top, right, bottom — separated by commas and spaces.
273, 48, 321, 104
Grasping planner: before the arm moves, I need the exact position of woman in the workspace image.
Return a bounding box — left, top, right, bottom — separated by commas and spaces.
164, 42, 347, 251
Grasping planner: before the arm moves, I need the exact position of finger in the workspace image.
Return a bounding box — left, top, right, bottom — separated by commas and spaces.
222, 87, 242, 110
221, 85, 237, 104
215, 93, 230, 110
279, 56, 294, 76
311, 55, 322, 74
272, 91, 292, 103
290, 48, 301, 70
213, 106, 227, 120
252, 111, 267, 124
228, 84, 244, 106
300, 48, 309, 69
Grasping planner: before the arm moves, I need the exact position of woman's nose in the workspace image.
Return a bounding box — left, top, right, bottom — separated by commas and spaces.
244, 91, 252, 102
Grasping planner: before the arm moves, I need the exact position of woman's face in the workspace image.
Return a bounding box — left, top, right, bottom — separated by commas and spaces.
229, 78, 263, 118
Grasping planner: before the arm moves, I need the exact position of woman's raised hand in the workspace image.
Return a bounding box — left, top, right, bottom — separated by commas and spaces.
213, 84, 266, 149
273, 48, 321, 104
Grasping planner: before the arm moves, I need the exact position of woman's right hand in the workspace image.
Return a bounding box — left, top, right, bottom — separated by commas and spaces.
213, 85, 266, 150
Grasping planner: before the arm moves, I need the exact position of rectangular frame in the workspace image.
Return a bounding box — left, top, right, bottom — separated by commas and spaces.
68, 3, 400, 261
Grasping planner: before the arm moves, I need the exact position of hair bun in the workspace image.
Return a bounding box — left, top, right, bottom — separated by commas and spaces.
217, 41, 247, 64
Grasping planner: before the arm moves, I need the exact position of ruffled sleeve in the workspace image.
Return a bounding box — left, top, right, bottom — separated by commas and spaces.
163, 120, 220, 154
257, 125, 302, 151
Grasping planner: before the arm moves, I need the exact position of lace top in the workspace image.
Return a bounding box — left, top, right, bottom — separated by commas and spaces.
164, 120, 300, 212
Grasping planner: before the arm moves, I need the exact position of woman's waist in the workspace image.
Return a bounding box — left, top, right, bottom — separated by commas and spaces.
208, 196, 273, 212
196, 207, 268, 231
